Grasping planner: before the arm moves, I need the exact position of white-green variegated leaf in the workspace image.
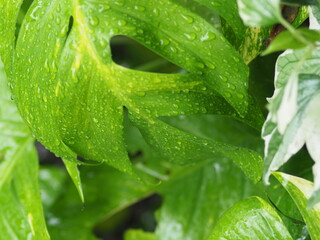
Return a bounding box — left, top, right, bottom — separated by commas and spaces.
263, 45, 320, 206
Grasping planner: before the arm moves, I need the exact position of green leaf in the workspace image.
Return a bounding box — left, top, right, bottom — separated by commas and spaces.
262, 28, 320, 55
132, 115, 263, 183
237, 0, 282, 26
125, 230, 157, 240
39, 166, 68, 210
154, 159, 263, 240
47, 164, 153, 240
208, 196, 293, 240
1, 0, 258, 179
273, 172, 320, 239
62, 160, 84, 202
0, 60, 49, 239
193, 0, 246, 40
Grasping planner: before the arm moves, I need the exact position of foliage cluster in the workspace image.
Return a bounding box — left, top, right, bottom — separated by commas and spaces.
1, 0, 320, 239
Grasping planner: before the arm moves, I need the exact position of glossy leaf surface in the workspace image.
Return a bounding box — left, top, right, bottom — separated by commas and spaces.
262, 45, 320, 204
0, 61, 49, 239
274, 172, 320, 239
237, 0, 282, 26
263, 28, 320, 55
155, 159, 263, 240
46, 164, 153, 240
208, 197, 293, 240
0, 0, 263, 181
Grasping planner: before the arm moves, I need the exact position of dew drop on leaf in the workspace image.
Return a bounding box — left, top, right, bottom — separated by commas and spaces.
181, 14, 194, 23
89, 17, 99, 26
184, 33, 197, 40
134, 5, 146, 12
201, 32, 216, 41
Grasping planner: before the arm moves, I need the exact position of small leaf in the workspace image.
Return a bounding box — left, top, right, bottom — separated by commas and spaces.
208, 196, 293, 240
273, 172, 320, 239
62, 159, 84, 203
262, 28, 320, 55
237, 0, 282, 26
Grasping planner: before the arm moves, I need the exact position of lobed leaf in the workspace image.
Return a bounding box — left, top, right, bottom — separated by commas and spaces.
0, 0, 262, 180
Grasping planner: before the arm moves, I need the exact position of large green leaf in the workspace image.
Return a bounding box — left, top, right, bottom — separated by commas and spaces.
154, 159, 263, 240
273, 172, 320, 239
208, 196, 293, 240
0, 60, 49, 239
0, 0, 263, 180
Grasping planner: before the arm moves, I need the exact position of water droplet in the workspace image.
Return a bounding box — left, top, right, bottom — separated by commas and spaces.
219, 75, 228, 82
184, 33, 196, 40
206, 63, 216, 70
193, 26, 201, 32
137, 91, 146, 97
60, 25, 68, 37
200, 107, 207, 113
99, 38, 108, 48
93, 118, 99, 123
89, 17, 99, 26
44, 59, 50, 72
99, 4, 111, 12
137, 29, 144, 34
51, 60, 58, 72
201, 32, 216, 41
114, 1, 125, 6
181, 14, 194, 23
228, 83, 236, 90
233, 56, 240, 62
134, 5, 146, 11
117, 20, 127, 26
237, 93, 244, 99
55, 16, 61, 25
220, 36, 227, 42
225, 92, 231, 98
195, 62, 205, 69
30, 6, 42, 20
160, 38, 169, 46
153, 8, 159, 16
169, 46, 176, 53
